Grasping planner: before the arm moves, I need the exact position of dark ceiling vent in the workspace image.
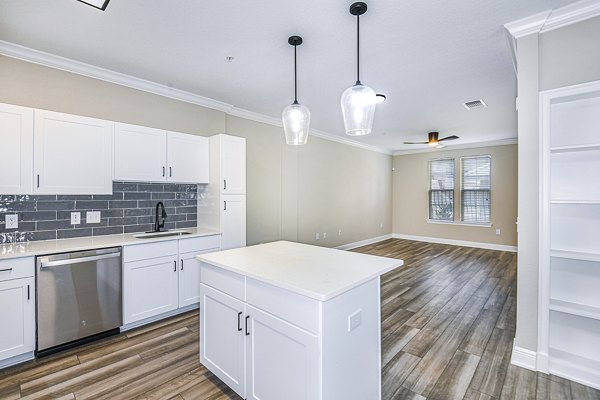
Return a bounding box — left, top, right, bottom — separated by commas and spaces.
463, 99, 487, 110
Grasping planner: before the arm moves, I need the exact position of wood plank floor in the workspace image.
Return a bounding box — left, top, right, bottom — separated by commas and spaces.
1, 239, 598, 399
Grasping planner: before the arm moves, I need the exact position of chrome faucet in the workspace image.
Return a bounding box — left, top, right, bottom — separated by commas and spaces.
155, 202, 167, 232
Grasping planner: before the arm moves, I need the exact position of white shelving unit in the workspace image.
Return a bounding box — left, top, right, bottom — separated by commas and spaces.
539, 80, 600, 390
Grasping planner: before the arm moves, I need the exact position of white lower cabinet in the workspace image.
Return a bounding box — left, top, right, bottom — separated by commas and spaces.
0, 257, 35, 365
123, 255, 179, 324
221, 194, 246, 250
123, 236, 221, 326
200, 274, 318, 400
245, 305, 318, 400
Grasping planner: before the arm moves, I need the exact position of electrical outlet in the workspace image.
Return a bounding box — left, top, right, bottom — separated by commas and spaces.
338, 229, 342, 236
348, 309, 362, 332
315, 233, 320, 240
496, 228, 501, 235
86, 211, 101, 224
5, 214, 18, 229
323, 232, 327, 239
71, 212, 81, 225
380, 222, 384, 229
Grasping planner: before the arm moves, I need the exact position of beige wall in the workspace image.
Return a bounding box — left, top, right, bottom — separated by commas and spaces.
392, 145, 517, 247
514, 16, 600, 353
0, 56, 393, 247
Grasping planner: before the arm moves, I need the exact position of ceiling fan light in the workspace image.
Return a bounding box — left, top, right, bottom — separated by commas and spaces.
428, 141, 439, 147
341, 83, 376, 136
282, 102, 311, 145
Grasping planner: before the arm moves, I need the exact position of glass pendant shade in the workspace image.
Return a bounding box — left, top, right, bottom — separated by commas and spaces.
282, 101, 311, 145
341, 83, 376, 136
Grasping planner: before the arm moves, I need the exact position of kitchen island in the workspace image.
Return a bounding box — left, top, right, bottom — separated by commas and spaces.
197, 240, 403, 400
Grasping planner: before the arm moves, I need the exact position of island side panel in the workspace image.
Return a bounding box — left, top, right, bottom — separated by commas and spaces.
321, 277, 381, 400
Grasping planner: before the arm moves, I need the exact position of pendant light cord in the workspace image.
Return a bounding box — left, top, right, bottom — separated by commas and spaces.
294, 44, 298, 104
356, 14, 361, 85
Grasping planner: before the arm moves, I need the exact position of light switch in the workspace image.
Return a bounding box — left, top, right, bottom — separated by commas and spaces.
5, 214, 18, 229
348, 309, 362, 332
86, 211, 101, 224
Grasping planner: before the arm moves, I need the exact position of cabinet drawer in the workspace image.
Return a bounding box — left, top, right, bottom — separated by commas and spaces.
124, 240, 178, 262
200, 263, 245, 301
246, 278, 319, 335
0, 257, 34, 281
179, 235, 221, 254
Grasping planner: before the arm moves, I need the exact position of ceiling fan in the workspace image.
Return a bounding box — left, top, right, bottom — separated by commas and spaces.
404, 131, 459, 147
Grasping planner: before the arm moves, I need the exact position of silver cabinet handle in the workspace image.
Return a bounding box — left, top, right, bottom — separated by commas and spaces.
169, 167, 172, 177
173, 260, 177, 272
180, 259, 183, 270
41, 252, 121, 268
245, 315, 250, 336
162, 166, 166, 177
224, 201, 227, 211
0, 268, 13, 272
237, 312, 242, 331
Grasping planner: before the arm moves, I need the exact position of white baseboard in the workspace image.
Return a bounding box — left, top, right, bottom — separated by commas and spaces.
336, 234, 393, 250
0, 351, 34, 370
392, 233, 517, 252
511, 346, 538, 370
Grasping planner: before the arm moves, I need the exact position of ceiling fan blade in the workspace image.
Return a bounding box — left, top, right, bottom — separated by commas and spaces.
439, 135, 459, 141
404, 141, 429, 145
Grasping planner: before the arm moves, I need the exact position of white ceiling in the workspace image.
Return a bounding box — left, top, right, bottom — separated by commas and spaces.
0, 0, 577, 152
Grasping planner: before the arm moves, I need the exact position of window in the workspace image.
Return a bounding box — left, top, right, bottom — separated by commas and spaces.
461, 155, 491, 224
428, 159, 455, 221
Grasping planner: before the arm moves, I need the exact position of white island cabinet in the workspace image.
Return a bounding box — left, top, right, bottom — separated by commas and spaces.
197, 241, 403, 400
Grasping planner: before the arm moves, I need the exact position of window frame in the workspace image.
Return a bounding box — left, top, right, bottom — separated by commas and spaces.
460, 155, 492, 225
427, 158, 455, 222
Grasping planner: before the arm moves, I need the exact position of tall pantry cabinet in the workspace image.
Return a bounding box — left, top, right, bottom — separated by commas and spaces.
538, 80, 600, 389
202, 134, 247, 250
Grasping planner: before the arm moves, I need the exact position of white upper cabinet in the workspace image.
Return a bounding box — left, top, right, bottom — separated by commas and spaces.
114, 123, 167, 182
221, 195, 247, 250
34, 110, 113, 194
166, 131, 209, 183
114, 124, 208, 183
211, 134, 246, 194
0, 103, 33, 194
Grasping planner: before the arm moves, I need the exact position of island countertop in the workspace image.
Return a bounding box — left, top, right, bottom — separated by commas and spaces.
197, 240, 404, 301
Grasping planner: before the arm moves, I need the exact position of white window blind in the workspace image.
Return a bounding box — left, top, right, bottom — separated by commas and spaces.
461, 155, 491, 223
429, 159, 455, 221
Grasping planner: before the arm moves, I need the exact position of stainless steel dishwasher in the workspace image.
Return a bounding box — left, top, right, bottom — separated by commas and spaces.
36, 247, 122, 356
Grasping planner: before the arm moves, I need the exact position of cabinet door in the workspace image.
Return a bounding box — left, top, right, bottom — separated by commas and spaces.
200, 284, 245, 398
179, 249, 218, 308
0, 103, 33, 194
245, 305, 318, 400
221, 195, 246, 250
123, 255, 178, 324
221, 135, 246, 194
114, 123, 167, 182
167, 131, 209, 183
34, 110, 113, 194
0, 277, 35, 361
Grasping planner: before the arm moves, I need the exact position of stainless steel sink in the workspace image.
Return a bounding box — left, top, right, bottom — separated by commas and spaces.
133, 230, 193, 239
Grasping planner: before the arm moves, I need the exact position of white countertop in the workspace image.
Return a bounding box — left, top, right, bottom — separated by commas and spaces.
0, 228, 221, 259
197, 241, 403, 301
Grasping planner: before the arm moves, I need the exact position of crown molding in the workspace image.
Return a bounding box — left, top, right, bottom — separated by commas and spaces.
504, 0, 600, 39
392, 138, 518, 156
504, 10, 552, 39
0, 40, 392, 155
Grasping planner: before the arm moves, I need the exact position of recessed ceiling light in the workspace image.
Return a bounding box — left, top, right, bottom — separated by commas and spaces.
76, 0, 110, 10
375, 94, 387, 104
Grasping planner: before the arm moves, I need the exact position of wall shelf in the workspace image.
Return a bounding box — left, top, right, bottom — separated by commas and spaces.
550, 299, 600, 321
550, 249, 600, 262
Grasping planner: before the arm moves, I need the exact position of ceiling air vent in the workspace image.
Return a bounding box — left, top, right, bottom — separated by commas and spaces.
463, 99, 487, 110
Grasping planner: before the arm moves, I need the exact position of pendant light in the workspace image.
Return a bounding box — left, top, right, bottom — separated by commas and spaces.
282, 36, 311, 145
341, 2, 376, 136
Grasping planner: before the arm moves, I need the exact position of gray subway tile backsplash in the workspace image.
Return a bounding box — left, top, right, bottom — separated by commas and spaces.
0, 181, 198, 243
